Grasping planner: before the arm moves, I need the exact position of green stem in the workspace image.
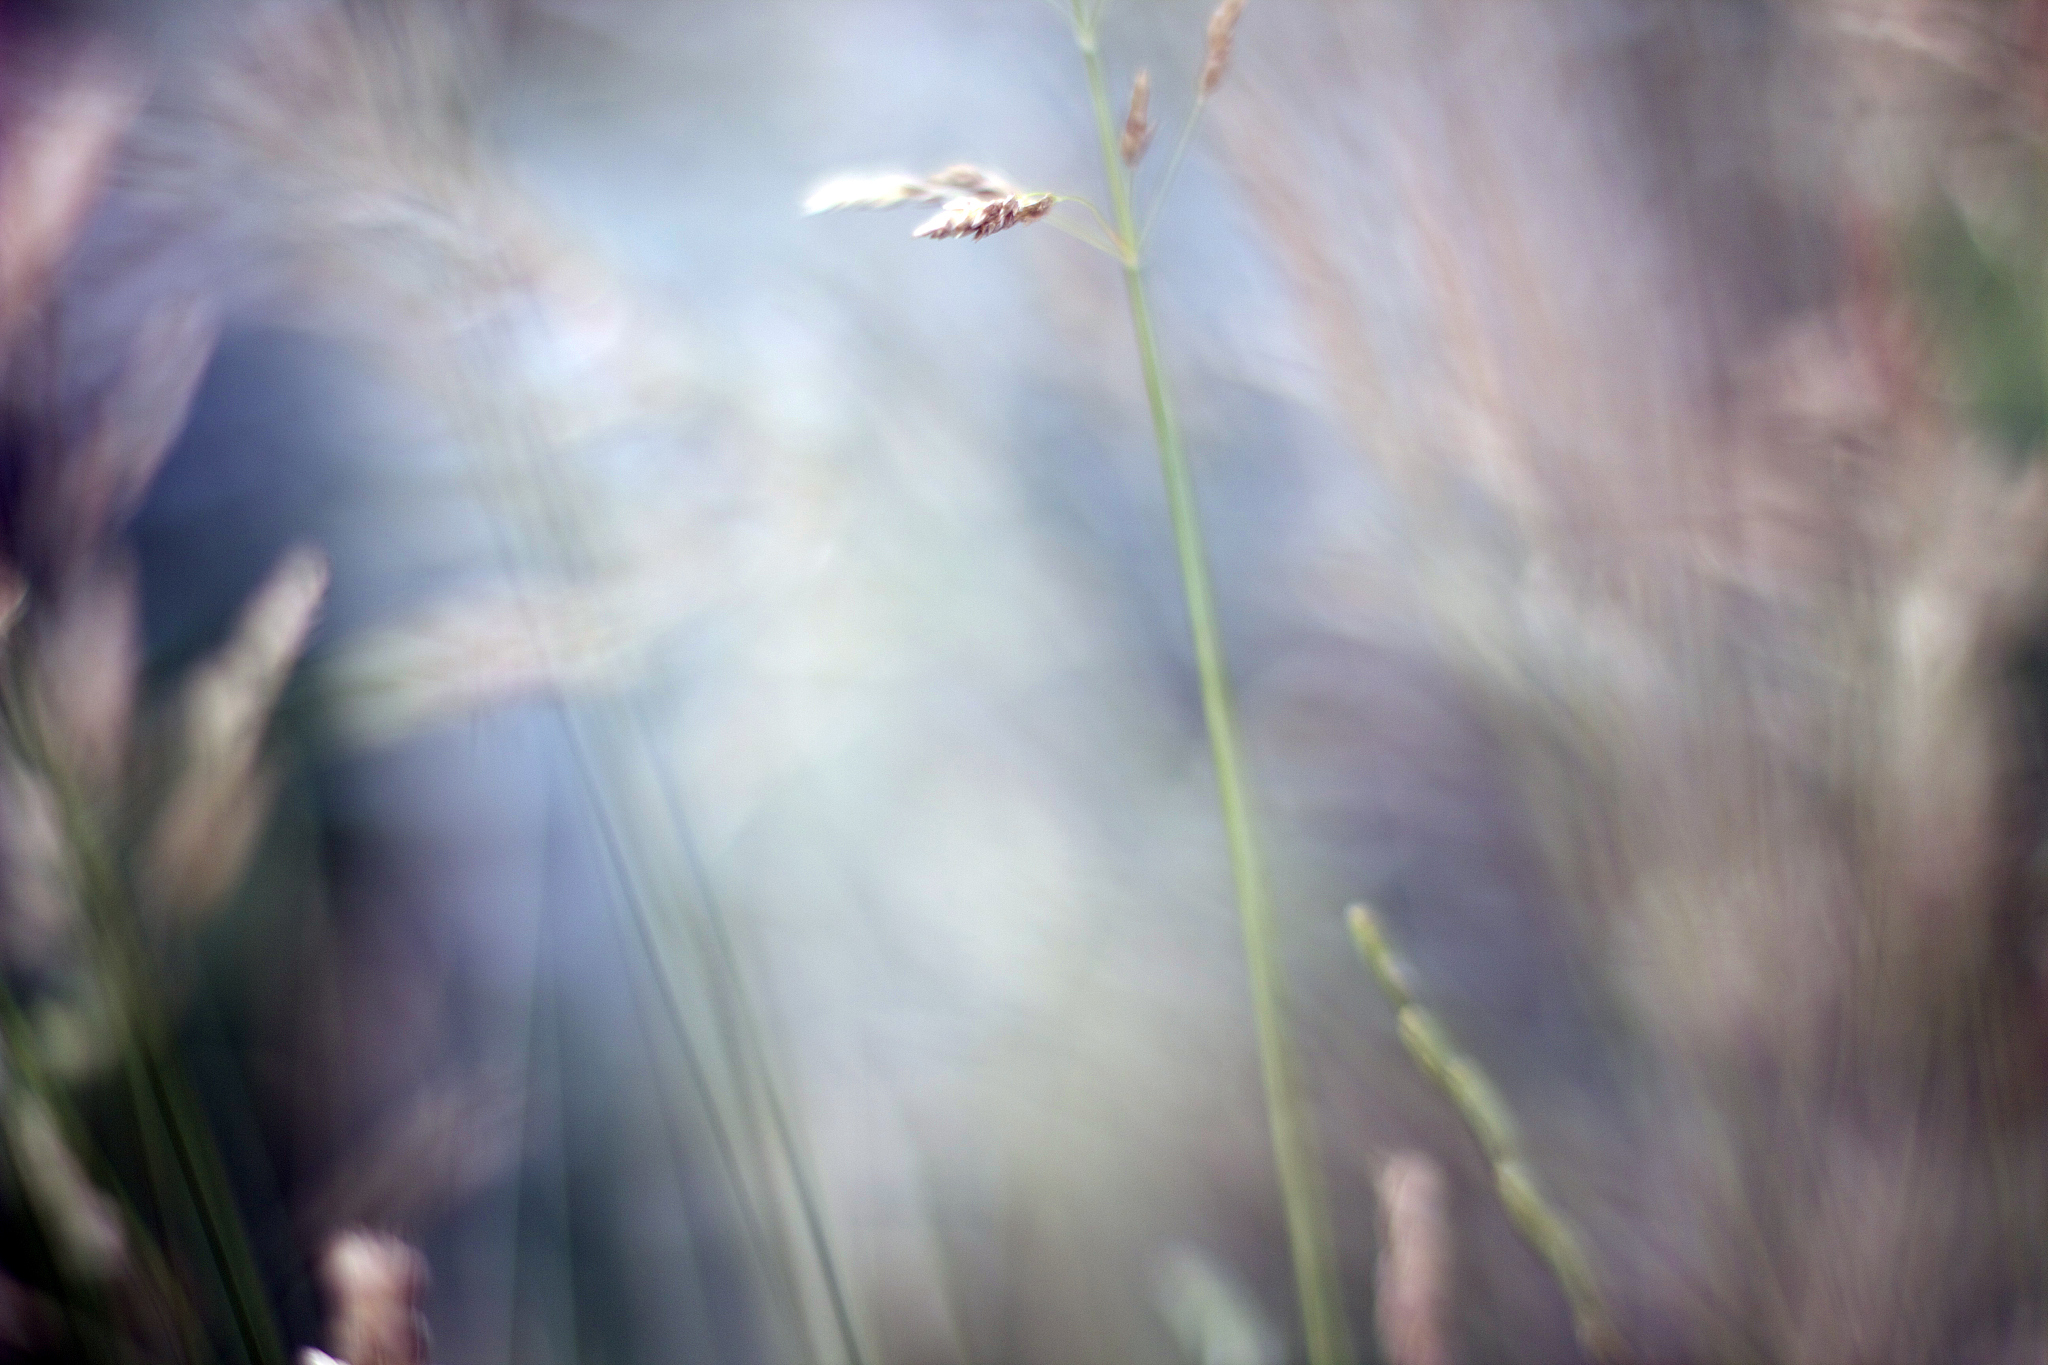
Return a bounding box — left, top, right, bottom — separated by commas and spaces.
1078, 26, 1352, 1365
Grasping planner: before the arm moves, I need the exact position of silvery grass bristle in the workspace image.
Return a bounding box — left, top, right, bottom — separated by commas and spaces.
1348, 904, 1621, 1362
808, 4, 1354, 1364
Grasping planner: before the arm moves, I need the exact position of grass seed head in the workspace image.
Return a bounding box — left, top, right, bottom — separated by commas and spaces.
1121, 69, 1154, 167
806, 164, 1050, 241
1200, 0, 1248, 99
146, 547, 328, 920
319, 1231, 430, 1365
911, 192, 1055, 241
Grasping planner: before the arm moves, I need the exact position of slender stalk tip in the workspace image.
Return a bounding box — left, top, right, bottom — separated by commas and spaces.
1347, 902, 1413, 1005
1082, 18, 1349, 1363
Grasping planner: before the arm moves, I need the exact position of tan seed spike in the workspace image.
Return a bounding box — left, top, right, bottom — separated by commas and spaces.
1200, 0, 1248, 99
1121, 69, 1154, 167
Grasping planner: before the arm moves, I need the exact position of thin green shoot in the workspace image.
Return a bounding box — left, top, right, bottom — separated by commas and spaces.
1070, 5, 1354, 1364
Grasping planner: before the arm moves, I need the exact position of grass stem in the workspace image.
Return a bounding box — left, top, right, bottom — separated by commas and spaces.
1076, 24, 1353, 1365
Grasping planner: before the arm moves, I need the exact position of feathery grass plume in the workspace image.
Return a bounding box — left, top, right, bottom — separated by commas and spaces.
0, 48, 140, 357
320, 542, 723, 749
0, 21, 306, 1364
67, 300, 222, 558
1348, 904, 1619, 1362
144, 547, 327, 921
1121, 69, 1154, 167
316, 1231, 429, 1365
28, 562, 139, 797
1217, 5, 2048, 1351
297, 1070, 522, 1239
1200, 0, 1248, 99
1373, 1153, 1450, 1365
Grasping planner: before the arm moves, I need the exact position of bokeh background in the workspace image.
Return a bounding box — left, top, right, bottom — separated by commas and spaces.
5, 1, 2048, 1362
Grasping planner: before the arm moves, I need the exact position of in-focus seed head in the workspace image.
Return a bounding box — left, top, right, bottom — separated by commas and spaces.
1121, 69, 1154, 167
804, 165, 1051, 241
911, 192, 1056, 241
1200, 0, 1248, 99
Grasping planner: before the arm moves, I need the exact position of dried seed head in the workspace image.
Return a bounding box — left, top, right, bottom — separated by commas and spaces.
0, 49, 141, 355
301, 1069, 523, 1233
145, 546, 328, 920
1200, 0, 1248, 99
1121, 69, 1154, 167
318, 1231, 430, 1365
804, 163, 1053, 242
802, 172, 943, 215
33, 563, 139, 794
911, 193, 1056, 242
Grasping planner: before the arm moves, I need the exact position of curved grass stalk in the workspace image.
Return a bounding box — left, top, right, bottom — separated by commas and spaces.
1347, 902, 1622, 1362
1068, 4, 1353, 1362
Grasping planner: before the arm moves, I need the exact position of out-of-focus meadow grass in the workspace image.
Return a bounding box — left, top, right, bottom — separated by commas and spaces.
5, 1, 2048, 1363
